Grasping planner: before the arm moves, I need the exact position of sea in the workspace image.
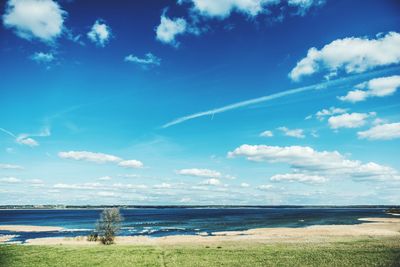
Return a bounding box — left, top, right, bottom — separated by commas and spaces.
0, 207, 396, 243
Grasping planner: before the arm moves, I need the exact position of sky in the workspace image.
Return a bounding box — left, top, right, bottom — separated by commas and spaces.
0, 0, 399, 205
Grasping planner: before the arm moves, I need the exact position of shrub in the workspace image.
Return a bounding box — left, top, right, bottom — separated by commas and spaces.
87, 233, 98, 242
96, 208, 123, 245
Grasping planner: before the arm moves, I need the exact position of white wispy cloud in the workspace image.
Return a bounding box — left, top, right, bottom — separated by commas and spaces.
260, 130, 273, 137
289, 32, 400, 81
258, 184, 274, 190
154, 183, 172, 189
87, 19, 112, 47
124, 53, 161, 68
161, 71, 386, 128
118, 160, 144, 169
58, 150, 144, 169
315, 107, 348, 121
58, 151, 121, 163
357, 122, 400, 140
288, 0, 325, 15
199, 178, 221, 186
328, 112, 375, 129
0, 127, 50, 147
176, 168, 222, 178
270, 173, 327, 184
228, 144, 400, 181
0, 177, 21, 183
240, 182, 250, 188
0, 163, 23, 170
3, 0, 66, 43
156, 14, 187, 46
98, 176, 112, 181
339, 75, 400, 103
30, 52, 55, 64
277, 126, 305, 138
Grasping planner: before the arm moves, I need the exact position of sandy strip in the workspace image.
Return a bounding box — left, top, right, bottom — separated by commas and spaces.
0, 234, 16, 243
24, 217, 400, 246
0, 225, 64, 232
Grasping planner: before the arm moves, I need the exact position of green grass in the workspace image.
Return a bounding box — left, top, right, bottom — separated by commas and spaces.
1, 238, 399, 267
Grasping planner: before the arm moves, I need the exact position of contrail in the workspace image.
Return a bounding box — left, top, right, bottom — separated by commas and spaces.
162, 70, 394, 128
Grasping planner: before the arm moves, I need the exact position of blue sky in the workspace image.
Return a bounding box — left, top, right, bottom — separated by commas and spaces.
0, 0, 400, 205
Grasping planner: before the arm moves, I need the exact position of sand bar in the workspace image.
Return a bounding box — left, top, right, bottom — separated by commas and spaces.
23, 217, 400, 246
0, 225, 64, 232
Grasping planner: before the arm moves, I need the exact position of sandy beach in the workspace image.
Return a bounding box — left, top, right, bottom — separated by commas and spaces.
0, 225, 64, 232
14, 217, 399, 246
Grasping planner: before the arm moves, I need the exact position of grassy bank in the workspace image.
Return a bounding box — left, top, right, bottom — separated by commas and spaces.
1, 238, 399, 267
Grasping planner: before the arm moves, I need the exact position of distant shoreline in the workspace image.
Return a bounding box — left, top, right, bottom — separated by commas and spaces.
1, 205, 399, 210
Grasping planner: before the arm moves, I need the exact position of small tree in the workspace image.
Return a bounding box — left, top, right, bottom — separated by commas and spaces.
96, 208, 123, 245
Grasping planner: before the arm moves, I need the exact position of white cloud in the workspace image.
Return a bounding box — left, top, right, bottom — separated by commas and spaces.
118, 160, 144, 169
358, 122, 400, 140
0, 177, 21, 183
258, 184, 274, 190
315, 107, 347, 121
28, 179, 43, 184
185, 0, 276, 18
228, 144, 400, 181
260, 130, 273, 137
156, 15, 187, 46
124, 53, 161, 68
328, 112, 374, 129
3, 0, 66, 43
87, 20, 111, 47
270, 173, 327, 184
288, 0, 325, 15
176, 168, 222, 178
289, 32, 400, 81
240, 182, 250, 188
154, 183, 172, 189
199, 178, 221, 186
278, 126, 305, 138
0, 126, 50, 147
58, 151, 121, 163
339, 75, 400, 103
97, 191, 115, 197
31, 52, 55, 64
0, 163, 23, 170
98, 176, 112, 181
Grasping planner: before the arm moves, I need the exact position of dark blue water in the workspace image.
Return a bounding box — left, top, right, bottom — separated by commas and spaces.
0, 208, 394, 243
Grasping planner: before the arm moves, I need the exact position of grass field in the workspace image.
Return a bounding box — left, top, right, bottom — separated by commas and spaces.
1, 238, 399, 267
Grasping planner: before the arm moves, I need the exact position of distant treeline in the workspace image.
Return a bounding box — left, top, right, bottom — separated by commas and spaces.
0, 205, 399, 210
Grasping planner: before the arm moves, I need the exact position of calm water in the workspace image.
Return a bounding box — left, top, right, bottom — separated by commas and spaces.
0, 208, 394, 243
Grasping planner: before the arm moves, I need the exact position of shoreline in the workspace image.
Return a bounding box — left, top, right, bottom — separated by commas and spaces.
2, 217, 395, 246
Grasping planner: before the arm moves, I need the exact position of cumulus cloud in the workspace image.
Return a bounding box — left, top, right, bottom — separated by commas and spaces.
3, 0, 66, 43
228, 144, 400, 181
0, 177, 21, 183
176, 168, 221, 178
289, 32, 400, 81
315, 107, 348, 121
87, 19, 111, 47
328, 112, 374, 129
339, 75, 400, 103
118, 160, 144, 169
0, 163, 23, 170
260, 130, 273, 137
199, 178, 221, 186
277, 126, 305, 138
156, 15, 187, 46
358, 122, 400, 140
270, 173, 328, 184
30, 52, 55, 64
124, 53, 161, 68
